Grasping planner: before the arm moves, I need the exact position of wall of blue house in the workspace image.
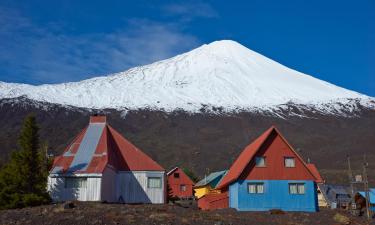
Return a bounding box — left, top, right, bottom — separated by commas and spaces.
229, 180, 318, 212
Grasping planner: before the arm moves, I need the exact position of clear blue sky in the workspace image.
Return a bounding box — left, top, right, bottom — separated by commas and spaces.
0, 0, 374, 96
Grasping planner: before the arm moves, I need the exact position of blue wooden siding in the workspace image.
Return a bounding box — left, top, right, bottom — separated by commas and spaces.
229, 180, 318, 212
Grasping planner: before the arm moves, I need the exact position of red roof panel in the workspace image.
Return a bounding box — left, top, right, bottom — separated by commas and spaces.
50, 116, 164, 174
217, 126, 319, 189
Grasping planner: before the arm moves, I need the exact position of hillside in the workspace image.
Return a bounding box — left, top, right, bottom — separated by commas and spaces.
0, 97, 374, 185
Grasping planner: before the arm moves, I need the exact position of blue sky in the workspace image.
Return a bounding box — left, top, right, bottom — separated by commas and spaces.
0, 0, 374, 96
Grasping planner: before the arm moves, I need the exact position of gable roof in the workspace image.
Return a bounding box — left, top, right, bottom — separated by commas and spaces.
167, 167, 179, 176
307, 163, 324, 183
50, 116, 164, 174
358, 188, 375, 204
195, 170, 228, 188
216, 126, 318, 189
318, 184, 351, 203
167, 167, 195, 185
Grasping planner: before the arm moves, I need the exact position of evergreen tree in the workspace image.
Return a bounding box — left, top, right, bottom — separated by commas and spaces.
0, 114, 50, 209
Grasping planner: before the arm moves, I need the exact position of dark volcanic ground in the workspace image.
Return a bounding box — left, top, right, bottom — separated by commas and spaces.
0, 97, 374, 184
0, 202, 372, 225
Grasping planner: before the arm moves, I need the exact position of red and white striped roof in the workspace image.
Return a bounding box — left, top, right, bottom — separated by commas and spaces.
51, 116, 164, 174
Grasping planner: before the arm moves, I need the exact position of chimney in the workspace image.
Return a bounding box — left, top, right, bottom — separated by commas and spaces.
89, 114, 107, 124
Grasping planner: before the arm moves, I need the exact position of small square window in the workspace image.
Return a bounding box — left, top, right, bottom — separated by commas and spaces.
180, 184, 186, 192
284, 157, 295, 167
255, 157, 266, 167
174, 173, 180, 178
147, 177, 162, 188
248, 183, 264, 194
289, 183, 305, 194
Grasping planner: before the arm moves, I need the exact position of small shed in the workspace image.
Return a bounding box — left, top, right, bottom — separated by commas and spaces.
167, 167, 195, 199
194, 170, 227, 199
318, 184, 352, 209
48, 115, 166, 203
355, 188, 375, 211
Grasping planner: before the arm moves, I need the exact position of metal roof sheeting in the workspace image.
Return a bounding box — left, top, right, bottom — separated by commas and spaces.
217, 126, 319, 189
358, 188, 375, 204
68, 123, 105, 172
195, 170, 227, 188
50, 116, 164, 175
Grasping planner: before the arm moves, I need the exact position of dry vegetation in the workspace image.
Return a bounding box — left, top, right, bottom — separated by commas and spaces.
0, 202, 372, 225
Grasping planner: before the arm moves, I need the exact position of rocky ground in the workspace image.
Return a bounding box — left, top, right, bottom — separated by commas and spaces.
0, 202, 373, 225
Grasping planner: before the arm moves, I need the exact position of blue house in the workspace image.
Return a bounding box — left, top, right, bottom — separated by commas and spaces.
216, 126, 320, 212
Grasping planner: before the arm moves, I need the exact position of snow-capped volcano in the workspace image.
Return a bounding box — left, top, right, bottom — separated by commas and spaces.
0, 40, 373, 114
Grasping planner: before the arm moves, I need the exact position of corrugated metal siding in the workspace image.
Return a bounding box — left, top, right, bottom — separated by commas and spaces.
101, 166, 117, 202
117, 171, 165, 204
48, 175, 102, 202
229, 180, 318, 212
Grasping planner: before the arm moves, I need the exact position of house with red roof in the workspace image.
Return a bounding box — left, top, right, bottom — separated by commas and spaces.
47, 115, 166, 203
215, 126, 320, 212
167, 167, 195, 199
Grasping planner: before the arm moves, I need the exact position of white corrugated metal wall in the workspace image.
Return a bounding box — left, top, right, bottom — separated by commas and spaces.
48, 169, 166, 203
117, 171, 165, 204
101, 166, 117, 202
48, 174, 102, 202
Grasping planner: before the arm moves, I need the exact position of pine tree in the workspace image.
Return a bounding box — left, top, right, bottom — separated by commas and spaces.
0, 114, 50, 209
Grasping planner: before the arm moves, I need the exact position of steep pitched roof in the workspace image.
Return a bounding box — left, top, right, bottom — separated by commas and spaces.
217, 126, 319, 189
50, 116, 164, 174
307, 163, 324, 183
167, 167, 195, 185
195, 170, 228, 188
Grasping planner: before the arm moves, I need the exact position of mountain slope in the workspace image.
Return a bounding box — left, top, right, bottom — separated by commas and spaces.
0, 40, 373, 114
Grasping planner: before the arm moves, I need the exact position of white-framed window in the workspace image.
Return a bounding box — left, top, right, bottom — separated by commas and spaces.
65, 177, 87, 188
180, 184, 186, 192
284, 157, 295, 168
289, 183, 305, 194
248, 183, 264, 194
147, 177, 162, 188
255, 157, 266, 167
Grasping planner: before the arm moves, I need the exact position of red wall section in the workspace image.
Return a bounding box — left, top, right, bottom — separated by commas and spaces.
240, 132, 315, 181
198, 192, 229, 210
167, 168, 194, 198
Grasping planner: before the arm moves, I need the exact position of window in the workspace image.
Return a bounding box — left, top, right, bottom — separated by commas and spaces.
255, 157, 266, 167
248, 183, 264, 194
147, 177, 162, 188
289, 183, 305, 194
284, 157, 295, 167
180, 184, 186, 192
65, 177, 87, 188
174, 173, 180, 178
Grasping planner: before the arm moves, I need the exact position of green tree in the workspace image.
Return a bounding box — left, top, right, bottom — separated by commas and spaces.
0, 114, 50, 209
